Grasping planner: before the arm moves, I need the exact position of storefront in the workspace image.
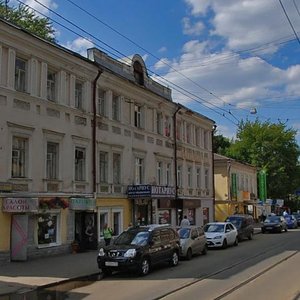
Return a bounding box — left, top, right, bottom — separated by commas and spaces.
127, 185, 176, 226
69, 197, 97, 251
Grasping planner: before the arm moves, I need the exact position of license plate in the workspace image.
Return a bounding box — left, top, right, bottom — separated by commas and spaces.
266, 227, 272, 230
105, 261, 118, 267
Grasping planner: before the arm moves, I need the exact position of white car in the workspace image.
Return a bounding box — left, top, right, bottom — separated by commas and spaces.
204, 222, 238, 249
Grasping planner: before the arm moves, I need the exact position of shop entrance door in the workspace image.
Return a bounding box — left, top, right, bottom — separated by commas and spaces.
75, 212, 97, 251
11, 214, 28, 261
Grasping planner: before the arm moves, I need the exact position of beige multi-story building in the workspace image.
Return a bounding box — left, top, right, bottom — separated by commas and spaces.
214, 154, 258, 222
0, 19, 215, 263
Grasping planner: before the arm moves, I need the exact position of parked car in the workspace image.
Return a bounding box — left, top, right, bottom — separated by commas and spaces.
225, 214, 254, 241
261, 215, 288, 233
284, 214, 298, 229
177, 226, 207, 260
204, 222, 238, 249
97, 224, 180, 276
292, 212, 300, 226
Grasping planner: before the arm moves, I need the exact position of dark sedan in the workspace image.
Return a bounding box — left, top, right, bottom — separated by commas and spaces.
261, 215, 288, 233
292, 213, 300, 226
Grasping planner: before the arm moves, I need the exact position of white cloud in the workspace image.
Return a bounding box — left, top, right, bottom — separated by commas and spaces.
63, 38, 94, 57
182, 17, 204, 36
24, 0, 58, 15
158, 46, 167, 53
154, 58, 172, 71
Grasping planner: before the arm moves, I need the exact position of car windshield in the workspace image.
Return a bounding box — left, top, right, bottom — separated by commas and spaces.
265, 216, 280, 223
204, 224, 225, 233
114, 230, 149, 246
226, 218, 242, 228
178, 228, 191, 239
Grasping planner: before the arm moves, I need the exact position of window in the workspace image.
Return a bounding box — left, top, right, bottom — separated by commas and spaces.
47, 142, 59, 179
166, 163, 171, 186
133, 61, 144, 85
186, 124, 192, 144
165, 116, 171, 137
176, 120, 182, 140
112, 94, 120, 121
157, 112, 163, 134
99, 151, 108, 183
98, 88, 106, 116
195, 128, 200, 146
135, 157, 144, 184
113, 153, 121, 184
204, 168, 209, 190
204, 130, 209, 149
15, 57, 27, 92
187, 166, 192, 188
177, 165, 182, 188
100, 211, 109, 238
196, 167, 201, 188
134, 104, 142, 128
38, 213, 59, 245
75, 80, 83, 109
75, 147, 86, 181
12, 136, 27, 178
47, 70, 56, 101
157, 161, 163, 185
113, 211, 121, 236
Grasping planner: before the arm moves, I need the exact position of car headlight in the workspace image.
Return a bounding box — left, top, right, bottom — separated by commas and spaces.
124, 249, 137, 258
98, 248, 105, 256
214, 235, 222, 239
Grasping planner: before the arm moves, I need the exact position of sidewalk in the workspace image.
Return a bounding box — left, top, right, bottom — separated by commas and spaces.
0, 250, 100, 296
0, 225, 262, 297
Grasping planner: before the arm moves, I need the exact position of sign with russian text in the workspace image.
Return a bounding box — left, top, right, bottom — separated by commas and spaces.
127, 185, 176, 198
69, 198, 96, 210
3, 198, 38, 212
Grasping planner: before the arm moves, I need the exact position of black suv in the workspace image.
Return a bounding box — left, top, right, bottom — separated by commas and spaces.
97, 224, 180, 276
225, 214, 254, 241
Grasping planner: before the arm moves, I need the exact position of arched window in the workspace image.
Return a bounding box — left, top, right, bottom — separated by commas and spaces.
133, 61, 144, 85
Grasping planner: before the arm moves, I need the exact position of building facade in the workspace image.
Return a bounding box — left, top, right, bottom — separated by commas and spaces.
0, 19, 215, 263
214, 154, 258, 222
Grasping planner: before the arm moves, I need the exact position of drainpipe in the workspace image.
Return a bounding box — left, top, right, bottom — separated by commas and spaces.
211, 124, 217, 222
173, 104, 182, 225
92, 70, 103, 195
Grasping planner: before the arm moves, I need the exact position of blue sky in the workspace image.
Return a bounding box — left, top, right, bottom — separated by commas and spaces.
13, 0, 300, 143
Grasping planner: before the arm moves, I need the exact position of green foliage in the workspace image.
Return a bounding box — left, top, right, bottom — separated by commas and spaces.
213, 133, 232, 155
226, 119, 300, 199
0, 1, 55, 42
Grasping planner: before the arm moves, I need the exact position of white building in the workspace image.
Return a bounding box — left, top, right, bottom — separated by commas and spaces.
0, 19, 215, 263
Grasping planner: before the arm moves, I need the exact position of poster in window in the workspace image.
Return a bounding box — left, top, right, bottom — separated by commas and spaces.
159, 209, 170, 224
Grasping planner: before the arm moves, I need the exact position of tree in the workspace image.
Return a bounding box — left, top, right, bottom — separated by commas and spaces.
226, 119, 300, 199
213, 133, 232, 155
0, 1, 55, 42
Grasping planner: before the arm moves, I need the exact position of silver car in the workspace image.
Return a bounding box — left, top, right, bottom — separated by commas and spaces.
177, 226, 207, 260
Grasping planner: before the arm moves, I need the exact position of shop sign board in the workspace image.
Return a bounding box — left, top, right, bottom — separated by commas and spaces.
69, 198, 96, 210
127, 185, 176, 198
3, 198, 38, 212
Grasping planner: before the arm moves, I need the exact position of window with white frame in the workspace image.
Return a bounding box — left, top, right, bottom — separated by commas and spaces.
135, 157, 144, 184
46, 142, 59, 179
75, 80, 83, 109
166, 163, 171, 186
187, 166, 193, 188
112, 94, 120, 121
157, 161, 163, 185
75, 147, 86, 181
113, 153, 121, 184
12, 136, 27, 178
99, 151, 108, 183
196, 167, 201, 189
134, 104, 142, 128
204, 168, 209, 190
47, 70, 56, 101
98, 88, 106, 116
15, 57, 27, 92
156, 112, 163, 135
37, 212, 60, 246
177, 165, 182, 188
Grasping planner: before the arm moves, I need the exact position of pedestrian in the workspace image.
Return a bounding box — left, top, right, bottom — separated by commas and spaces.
103, 223, 113, 246
180, 215, 190, 227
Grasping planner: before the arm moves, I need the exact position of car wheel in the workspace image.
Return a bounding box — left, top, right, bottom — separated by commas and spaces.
234, 237, 239, 246
170, 251, 179, 266
285, 227, 288, 232
186, 248, 192, 260
202, 245, 208, 255
139, 258, 150, 276
222, 239, 227, 249
248, 232, 253, 240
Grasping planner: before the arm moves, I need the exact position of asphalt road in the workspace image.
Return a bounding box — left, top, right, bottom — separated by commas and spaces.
43, 229, 300, 300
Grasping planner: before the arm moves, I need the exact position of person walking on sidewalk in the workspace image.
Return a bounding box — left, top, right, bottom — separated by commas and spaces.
180, 215, 190, 227
103, 223, 113, 246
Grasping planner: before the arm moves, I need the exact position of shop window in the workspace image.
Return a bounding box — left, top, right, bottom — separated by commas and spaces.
100, 211, 108, 238
113, 211, 121, 235
38, 213, 59, 245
